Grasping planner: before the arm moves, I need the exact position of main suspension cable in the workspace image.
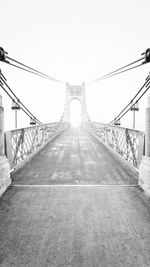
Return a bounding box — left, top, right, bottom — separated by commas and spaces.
109, 78, 149, 124
109, 75, 150, 125
1, 76, 42, 124
7, 62, 58, 82
7, 61, 63, 83
0, 47, 65, 83
88, 49, 150, 83
6, 56, 61, 81
0, 71, 42, 125
113, 85, 150, 124
95, 62, 145, 82
0, 83, 40, 124
90, 58, 145, 83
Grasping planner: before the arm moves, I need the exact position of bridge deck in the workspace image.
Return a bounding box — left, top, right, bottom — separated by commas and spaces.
12, 128, 137, 185
0, 128, 150, 266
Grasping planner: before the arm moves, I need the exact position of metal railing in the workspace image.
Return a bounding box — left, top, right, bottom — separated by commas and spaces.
84, 121, 145, 168
5, 122, 68, 170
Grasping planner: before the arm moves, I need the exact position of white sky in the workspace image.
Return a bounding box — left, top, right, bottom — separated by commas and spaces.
0, 0, 150, 131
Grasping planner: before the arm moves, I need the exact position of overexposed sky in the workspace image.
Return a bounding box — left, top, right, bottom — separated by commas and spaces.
0, 0, 150, 130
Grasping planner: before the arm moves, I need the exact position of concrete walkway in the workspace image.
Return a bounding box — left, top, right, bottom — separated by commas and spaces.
0, 128, 150, 267
11, 128, 137, 185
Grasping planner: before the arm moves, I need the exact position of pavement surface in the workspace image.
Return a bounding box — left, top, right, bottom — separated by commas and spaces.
11, 128, 138, 185
0, 128, 150, 267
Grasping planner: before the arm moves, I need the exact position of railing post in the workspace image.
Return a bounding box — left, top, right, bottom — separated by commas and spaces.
0, 95, 11, 197
0, 95, 4, 155
5, 131, 13, 170
137, 133, 145, 168
145, 96, 150, 157
139, 96, 150, 194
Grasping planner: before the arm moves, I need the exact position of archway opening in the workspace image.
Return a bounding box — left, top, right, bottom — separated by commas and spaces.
69, 99, 81, 127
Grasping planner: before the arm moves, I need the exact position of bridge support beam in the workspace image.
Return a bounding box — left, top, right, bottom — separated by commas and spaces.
139, 96, 150, 195
0, 95, 11, 197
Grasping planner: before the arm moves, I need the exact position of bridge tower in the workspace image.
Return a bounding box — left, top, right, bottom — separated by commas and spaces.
60, 83, 90, 124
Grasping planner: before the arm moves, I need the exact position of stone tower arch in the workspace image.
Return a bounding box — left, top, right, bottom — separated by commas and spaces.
61, 83, 90, 124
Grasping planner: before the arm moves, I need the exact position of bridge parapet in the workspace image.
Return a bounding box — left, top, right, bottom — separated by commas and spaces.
5, 122, 68, 171
0, 95, 11, 197
84, 121, 144, 169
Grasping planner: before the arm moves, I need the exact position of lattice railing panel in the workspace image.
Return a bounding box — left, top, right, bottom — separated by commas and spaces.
5, 122, 68, 169
84, 121, 145, 168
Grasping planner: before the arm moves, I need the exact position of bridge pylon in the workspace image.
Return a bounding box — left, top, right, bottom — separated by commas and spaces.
60, 83, 90, 125
0, 94, 11, 197
139, 95, 150, 195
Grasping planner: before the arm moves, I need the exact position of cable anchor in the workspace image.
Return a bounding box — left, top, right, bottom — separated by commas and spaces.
142, 48, 150, 64
0, 47, 9, 63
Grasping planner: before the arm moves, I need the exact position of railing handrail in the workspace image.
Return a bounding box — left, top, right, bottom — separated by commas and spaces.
5, 121, 68, 171
92, 121, 144, 135
5, 121, 59, 134
84, 121, 145, 169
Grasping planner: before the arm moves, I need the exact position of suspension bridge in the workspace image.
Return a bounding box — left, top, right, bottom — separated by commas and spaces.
0, 48, 150, 266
